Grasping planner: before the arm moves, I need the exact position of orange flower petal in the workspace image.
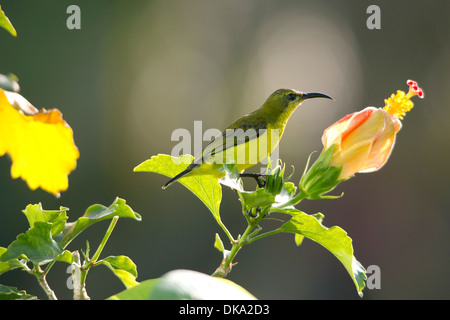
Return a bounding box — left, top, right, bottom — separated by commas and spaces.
359, 110, 398, 173
322, 108, 398, 179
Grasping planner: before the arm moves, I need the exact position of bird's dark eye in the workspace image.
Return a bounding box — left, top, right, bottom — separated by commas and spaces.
287, 93, 297, 101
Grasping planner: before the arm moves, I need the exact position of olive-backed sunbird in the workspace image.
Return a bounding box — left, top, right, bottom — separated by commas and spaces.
163, 88, 332, 189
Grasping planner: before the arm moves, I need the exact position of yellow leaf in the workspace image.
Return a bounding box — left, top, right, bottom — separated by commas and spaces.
0, 89, 79, 197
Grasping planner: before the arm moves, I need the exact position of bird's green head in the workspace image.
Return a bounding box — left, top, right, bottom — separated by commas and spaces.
267, 88, 333, 112
262, 89, 333, 122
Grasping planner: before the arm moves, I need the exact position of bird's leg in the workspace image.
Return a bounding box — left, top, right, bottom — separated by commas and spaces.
239, 173, 267, 188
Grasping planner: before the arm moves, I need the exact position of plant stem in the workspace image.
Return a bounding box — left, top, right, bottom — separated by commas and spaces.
227, 224, 254, 264
37, 276, 57, 300
244, 228, 282, 245
217, 219, 235, 243
72, 217, 118, 300
33, 266, 57, 300
43, 260, 56, 277
277, 190, 307, 209
90, 216, 119, 264
72, 251, 90, 300
212, 222, 255, 278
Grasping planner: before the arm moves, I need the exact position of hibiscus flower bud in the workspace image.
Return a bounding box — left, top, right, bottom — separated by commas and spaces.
322, 80, 423, 180
299, 80, 424, 199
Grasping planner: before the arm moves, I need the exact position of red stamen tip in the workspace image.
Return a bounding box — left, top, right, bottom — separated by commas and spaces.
406, 79, 424, 98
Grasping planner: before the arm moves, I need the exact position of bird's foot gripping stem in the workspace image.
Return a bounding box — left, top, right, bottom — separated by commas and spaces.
239, 173, 267, 188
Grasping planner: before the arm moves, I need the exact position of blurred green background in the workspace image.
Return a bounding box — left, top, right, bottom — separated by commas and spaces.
0, 0, 448, 300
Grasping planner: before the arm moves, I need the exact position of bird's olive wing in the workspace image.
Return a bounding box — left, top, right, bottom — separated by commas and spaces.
195, 128, 266, 165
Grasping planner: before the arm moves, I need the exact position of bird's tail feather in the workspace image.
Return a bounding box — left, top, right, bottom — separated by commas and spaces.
162, 169, 190, 189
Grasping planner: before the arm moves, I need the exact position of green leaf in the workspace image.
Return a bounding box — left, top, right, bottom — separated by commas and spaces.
279, 212, 366, 297
0, 222, 63, 265
240, 188, 275, 211
214, 233, 225, 257
98, 255, 138, 289
134, 154, 222, 223
294, 213, 325, 246
58, 197, 141, 248
294, 233, 305, 246
0, 285, 36, 300
0, 5, 17, 37
22, 203, 68, 237
108, 269, 256, 300
108, 279, 158, 300
0, 247, 24, 275
55, 250, 73, 264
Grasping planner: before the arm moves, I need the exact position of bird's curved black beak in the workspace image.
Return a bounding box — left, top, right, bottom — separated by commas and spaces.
302, 92, 334, 101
